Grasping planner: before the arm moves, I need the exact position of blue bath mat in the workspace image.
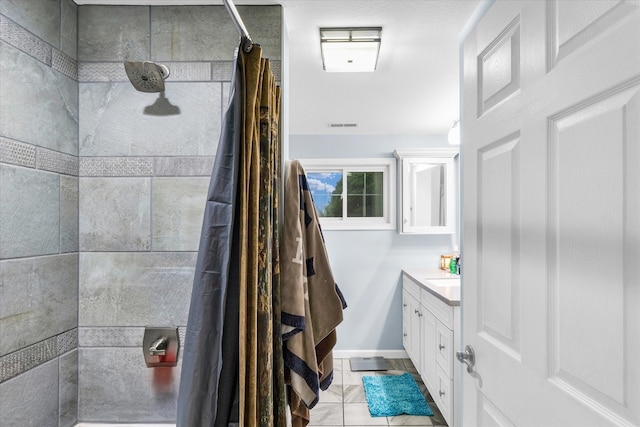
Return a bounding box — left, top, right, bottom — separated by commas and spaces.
362, 372, 433, 417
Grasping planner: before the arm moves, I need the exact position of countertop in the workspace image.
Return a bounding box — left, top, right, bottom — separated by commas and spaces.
402, 268, 461, 306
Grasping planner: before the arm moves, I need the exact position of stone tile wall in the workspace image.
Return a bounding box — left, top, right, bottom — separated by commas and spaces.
0, 1, 79, 427
1, 1, 282, 425
74, 4, 280, 424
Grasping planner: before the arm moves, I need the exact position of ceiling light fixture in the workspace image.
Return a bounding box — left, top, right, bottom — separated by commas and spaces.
320, 27, 382, 73
448, 120, 461, 145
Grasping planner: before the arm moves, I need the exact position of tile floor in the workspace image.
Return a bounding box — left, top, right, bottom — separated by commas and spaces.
303, 358, 448, 427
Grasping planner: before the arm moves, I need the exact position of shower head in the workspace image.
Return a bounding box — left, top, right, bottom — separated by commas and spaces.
124, 61, 170, 93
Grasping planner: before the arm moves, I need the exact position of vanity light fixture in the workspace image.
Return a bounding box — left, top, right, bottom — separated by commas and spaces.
448, 120, 461, 145
320, 27, 382, 72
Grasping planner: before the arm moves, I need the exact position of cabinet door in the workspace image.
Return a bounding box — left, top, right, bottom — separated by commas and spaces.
435, 320, 453, 378
408, 295, 421, 366
402, 290, 411, 353
421, 307, 437, 393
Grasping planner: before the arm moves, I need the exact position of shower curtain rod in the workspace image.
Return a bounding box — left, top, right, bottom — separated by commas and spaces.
222, 0, 254, 52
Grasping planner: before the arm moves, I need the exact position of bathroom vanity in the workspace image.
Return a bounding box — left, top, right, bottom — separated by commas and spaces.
402, 269, 460, 427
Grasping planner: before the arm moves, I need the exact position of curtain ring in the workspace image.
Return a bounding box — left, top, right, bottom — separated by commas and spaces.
242, 37, 254, 53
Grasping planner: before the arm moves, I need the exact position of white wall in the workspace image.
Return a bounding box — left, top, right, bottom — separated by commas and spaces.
289, 134, 458, 354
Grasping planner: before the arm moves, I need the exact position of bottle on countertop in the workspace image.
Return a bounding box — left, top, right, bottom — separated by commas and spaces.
450, 246, 459, 274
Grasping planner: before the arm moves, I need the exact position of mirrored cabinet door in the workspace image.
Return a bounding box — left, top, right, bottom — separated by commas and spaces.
394, 149, 458, 234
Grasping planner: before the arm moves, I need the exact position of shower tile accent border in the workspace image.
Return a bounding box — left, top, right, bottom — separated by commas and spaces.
52, 49, 79, 80
0, 328, 78, 384
80, 157, 154, 177
57, 329, 80, 355
164, 61, 212, 81
0, 13, 52, 66
77, 60, 280, 83
0, 14, 78, 81
80, 156, 214, 177
79, 327, 147, 347
78, 62, 128, 82
37, 146, 79, 176
0, 137, 78, 176
79, 327, 187, 348
80, 61, 217, 82
0, 137, 36, 168
212, 60, 234, 81
154, 156, 214, 177
0, 142, 216, 178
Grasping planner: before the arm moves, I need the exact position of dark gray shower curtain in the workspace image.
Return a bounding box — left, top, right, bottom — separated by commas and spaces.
176, 38, 285, 427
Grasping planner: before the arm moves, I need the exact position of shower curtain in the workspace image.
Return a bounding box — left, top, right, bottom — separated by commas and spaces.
177, 38, 285, 427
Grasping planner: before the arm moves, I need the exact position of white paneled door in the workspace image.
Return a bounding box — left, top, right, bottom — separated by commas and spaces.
461, 1, 639, 426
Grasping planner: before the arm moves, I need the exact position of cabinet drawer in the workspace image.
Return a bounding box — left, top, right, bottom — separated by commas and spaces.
403, 274, 421, 300
421, 287, 454, 329
434, 365, 453, 425
435, 320, 453, 378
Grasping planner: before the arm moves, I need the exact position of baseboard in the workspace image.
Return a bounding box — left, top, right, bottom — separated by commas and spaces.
333, 349, 409, 359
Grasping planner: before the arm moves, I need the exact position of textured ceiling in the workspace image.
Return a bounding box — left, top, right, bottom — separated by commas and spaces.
75, 0, 481, 136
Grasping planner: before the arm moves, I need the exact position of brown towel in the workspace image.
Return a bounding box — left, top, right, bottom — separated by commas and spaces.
281, 160, 347, 426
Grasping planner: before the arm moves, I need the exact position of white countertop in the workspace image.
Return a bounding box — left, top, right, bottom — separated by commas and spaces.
402, 268, 461, 306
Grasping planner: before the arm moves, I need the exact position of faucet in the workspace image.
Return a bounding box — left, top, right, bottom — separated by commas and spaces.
143, 327, 179, 367
149, 336, 168, 356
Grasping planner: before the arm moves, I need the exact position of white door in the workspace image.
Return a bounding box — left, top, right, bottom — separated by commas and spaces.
461, 1, 640, 426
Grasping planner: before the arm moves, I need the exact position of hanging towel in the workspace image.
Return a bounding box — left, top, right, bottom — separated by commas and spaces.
281, 160, 347, 426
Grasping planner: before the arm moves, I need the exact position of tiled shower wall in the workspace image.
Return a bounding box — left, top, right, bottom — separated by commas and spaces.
1, 1, 281, 425
0, 0, 80, 426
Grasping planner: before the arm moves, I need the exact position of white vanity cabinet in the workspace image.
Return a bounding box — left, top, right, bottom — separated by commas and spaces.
402, 270, 460, 427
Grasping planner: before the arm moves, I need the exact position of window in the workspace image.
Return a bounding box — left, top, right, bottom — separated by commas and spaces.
301, 158, 396, 230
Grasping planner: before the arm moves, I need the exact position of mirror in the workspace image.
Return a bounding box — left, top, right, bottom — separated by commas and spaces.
394, 149, 458, 234
409, 162, 446, 227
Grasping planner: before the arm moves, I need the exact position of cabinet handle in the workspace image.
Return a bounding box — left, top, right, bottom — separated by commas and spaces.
403, 333, 407, 337
403, 303, 407, 307
414, 309, 419, 314
439, 390, 445, 397
439, 344, 445, 350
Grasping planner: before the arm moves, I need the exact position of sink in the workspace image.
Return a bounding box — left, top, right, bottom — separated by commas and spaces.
425, 278, 460, 287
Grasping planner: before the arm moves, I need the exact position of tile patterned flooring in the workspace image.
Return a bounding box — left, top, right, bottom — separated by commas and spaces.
303, 358, 448, 427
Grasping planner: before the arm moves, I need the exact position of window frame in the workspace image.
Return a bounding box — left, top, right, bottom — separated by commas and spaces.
300, 158, 396, 230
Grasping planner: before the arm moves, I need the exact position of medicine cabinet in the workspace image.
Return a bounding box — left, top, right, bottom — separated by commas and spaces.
394, 148, 458, 234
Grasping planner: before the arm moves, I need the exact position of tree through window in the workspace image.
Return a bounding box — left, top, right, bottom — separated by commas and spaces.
302, 158, 395, 230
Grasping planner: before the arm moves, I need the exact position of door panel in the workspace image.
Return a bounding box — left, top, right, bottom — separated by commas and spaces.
478, 394, 516, 427
477, 134, 521, 358
548, 83, 640, 416
548, 0, 637, 68
478, 16, 521, 115
462, 1, 640, 426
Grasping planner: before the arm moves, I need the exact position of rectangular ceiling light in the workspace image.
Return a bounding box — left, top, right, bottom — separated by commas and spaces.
320, 27, 382, 73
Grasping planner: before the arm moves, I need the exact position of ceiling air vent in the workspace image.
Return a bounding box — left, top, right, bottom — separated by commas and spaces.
329, 123, 358, 128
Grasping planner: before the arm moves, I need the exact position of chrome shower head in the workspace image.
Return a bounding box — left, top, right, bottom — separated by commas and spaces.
124, 61, 170, 93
